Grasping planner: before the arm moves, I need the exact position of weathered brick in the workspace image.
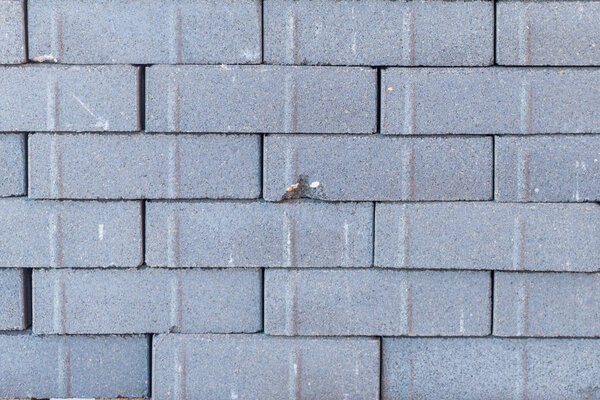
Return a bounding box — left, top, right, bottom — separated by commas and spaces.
264, 134, 492, 201
375, 202, 600, 271
0, 0, 25, 64
0, 333, 148, 398
147, 201, 373, 268
496, 135, 600, 202
29, 133, 260, 199
33, 268, 262, 334
265, 0, 492, 66
146, 65, 376, 133
0, 269, 28, 330
28, 0, 261, 64
265, 269, 490, 336
0, 199, 141, 268
0, 134, 25, 197
382, 338, 600, 400
381, 68, 600, 134
153, 334, 379, 400
0, 65, 138, 132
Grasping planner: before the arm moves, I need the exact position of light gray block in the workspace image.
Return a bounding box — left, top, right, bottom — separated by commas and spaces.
265, 0, 493, 66
494, 272, 600, 337
0, 199, 141, 268
146, 201, 373, 268
146, 65, 376, 133
383, 338, 600, 400
0, 134, 25, 197
0, 333, 148, 398
375, 202, 600, 271
497, 1, 600, 66
0, 269, 28, 330
153, 334, 379, 400
264, 135, 492, 201
381, 68, 600, 134
29, 133, 261, 199
28, 0, 261, 64
496, 135, 600, 202
265, 269, 490, 336
0, 65, 138, 132
0, 0, 25, 63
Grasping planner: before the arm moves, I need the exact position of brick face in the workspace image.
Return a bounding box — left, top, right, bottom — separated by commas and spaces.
0, 134, 25, 197
0, 269, 28, 330
0, 0, 25, 64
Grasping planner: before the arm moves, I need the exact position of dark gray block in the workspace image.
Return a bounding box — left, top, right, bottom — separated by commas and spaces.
0, 199, 141, 268
382, 338, 600, 400
375, 202, 600, 271
264, 0, 492, 66
0, 0, 25, 64
28, 0, 261, 64
496, 135, 600, 202
0, 65, 138, 132
29, 133, 261, 199
0, 269, 28, 330
264, 135, 492, 201
494, 272, 600, 337
0, 134, 25, 197
265, 269, 490, 336
146, 65, 376, 133
381, 68, 600, 134
146, 201, 373, 268
153, 334, 379, 400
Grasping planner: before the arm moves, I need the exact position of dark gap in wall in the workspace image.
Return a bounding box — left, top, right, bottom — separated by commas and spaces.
493, 0, 497, 65
375, 68, 381, 134
140, 200, 146, 266
491, 135, 495, 200
490, 270, 495, 335
136, 65, 147, 132
371, 202, 377, 267
21, 0, 28, 61
24, 133, 29, 196
260, 0, 264, 64
378, 337, 383, 400
147, 334, 153, 398
259, 134, 264, 199
260, 267, 265, 333
23, 268, 32, 329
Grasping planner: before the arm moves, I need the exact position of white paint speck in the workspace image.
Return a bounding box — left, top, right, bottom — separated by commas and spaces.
310, 181, 320, 188
230, 389, 238, 400
98, 224, 104, 241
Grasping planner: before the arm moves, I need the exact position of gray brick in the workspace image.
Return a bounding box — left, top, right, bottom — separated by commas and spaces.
265, 269, 490, 336
146, 201, 373, 268
0, 333, 148, 398
382, 338, 600, 400
375, 202, 600, 271
0, 0, 25, 64
264, 135, 492, 201
497, 1, 600, 66
496, 135, 600, 202
0, 269, 28, 330
0, 65, 138, 132
146, 65, 376, 133
153, 334, 379, 400
265, 0, 493, 66
33, 268, 262, 334
381, 68, 600, 134
29, 133, 260, 200
494, 272, 600, 337
0, 134, 25, 197
28, 0, 261, 64
0, 199, 141, 268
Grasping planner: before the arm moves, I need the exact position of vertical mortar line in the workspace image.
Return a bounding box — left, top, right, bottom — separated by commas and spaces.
371, 202, 376, 267
378, 337, 383, 400
141, 200, 146, 266
259, 0, 264, 63
138, 65, 146, 132
493, 0, 496, 65
375, 68, 381, 134
23, 268, 32, 329
260, 267, 265, 332
491, 135, 495, 200
260, 134, 264, 199
21, 0, 28, 61
147, 334, 153, 398
490, 270, 495, 335
24, 133, 29, 196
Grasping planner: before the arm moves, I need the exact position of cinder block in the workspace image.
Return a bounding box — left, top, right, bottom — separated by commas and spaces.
265, 269, 490, 336
0, 134, 25, 197
0, 269, 28, 330
0, 0, 25, 63
375, 202, 600, 271
146, 65, 376, 133
33, 268, 262, 334
264, 0, 493, 66
0, 65, 138, 132
264, 134, 492, 201
382, 338, 600, 400
146, 201, 373, 268
28, 0, 261, 64
381, 68, 600, 134
29, 133, 261, 199
0, 199, 141, 268
153, 334, 379, 400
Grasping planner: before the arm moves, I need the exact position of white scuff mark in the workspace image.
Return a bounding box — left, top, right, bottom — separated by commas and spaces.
98, 224, 104, 241
71, 94, 109, 130
228, 249, 234, 265
32, 54, 58, 63
534, 188, 539, 193
459, 310, 465, 334
309, 181, 320, 188
230, 389, 238, 400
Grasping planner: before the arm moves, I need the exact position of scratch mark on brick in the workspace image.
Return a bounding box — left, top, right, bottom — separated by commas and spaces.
517, 278, 530, 336
287, 10, 299, 64
397, 208, 410, 268
343, 219, 350, 266
408, 350, 415, 400
168, 212, 181, 267
402, 11, 416, 66
49, 135, 63, 197
407, 281, 413, 335
520, 81, 533, 134
256, 0, 263, 62
284, 144, 299, 191
402, 145, 416, 200
404, 81, 417, 134
521, 346, 529, 400
49, 212, 63, 268
517, 148, 531, 201
176, 6, 183, 63
283, 211, 297, 268
289, 347, 302, 400
285, 74, 298, 133
52, 272, 66, 333
57, 340, 71, 397
46, 76, 59, 131
170, 274, 183, 332
168, 139, 182, 198
168, 80, 181, 132
174, 339, 187, 400
519, 10, 532, 65
285, 271, 299, 335
512, 214, 526, 270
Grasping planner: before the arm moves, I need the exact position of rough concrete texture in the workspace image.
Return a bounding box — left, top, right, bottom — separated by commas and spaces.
0, 1, 25, 64
153, 334, 380, 400
0, 269, 28, 330
0, 134, 25, 197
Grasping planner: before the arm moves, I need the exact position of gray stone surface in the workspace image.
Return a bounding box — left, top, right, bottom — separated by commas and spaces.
146, 201, 373, 268
33, 268, 262, 334
381, 68, 600, 134
28, 0, 261, 64
146, 65, 376, 133
153, 334, 379, 400
495, 135, 600, 202
0, 65, 138, 132
0, 333, 148, 398
375, 202, 600, 271
0, 199, 141, 268
0, 269, 28, 330
264, 0, 493, 66
265, 269, 490, 336
0, 134, 25, 197
497, 1, 600, 66
0, 0, 25, 64
29, 133, 261, 199
494, 272, 600, 337
264, 134, 492, 201
382, 338, 600, 400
